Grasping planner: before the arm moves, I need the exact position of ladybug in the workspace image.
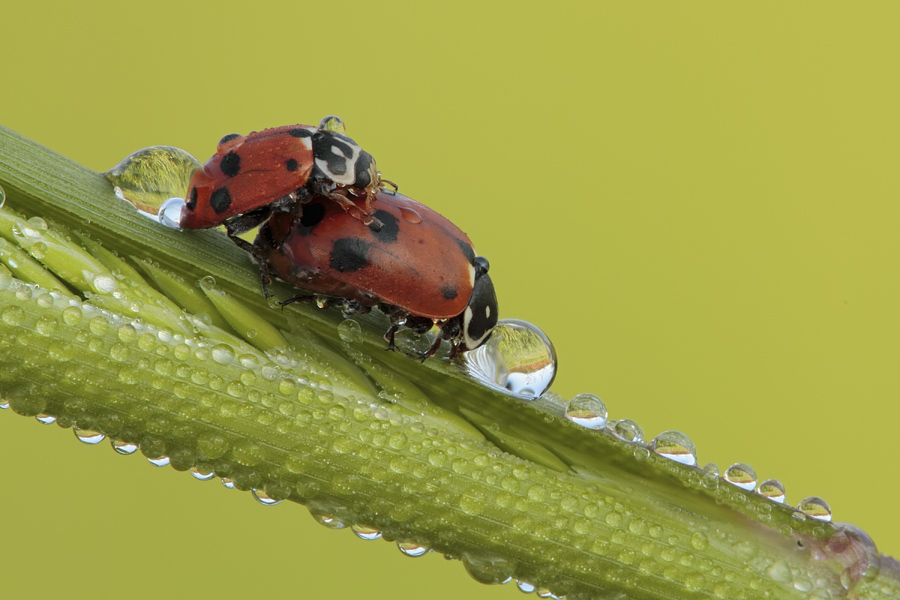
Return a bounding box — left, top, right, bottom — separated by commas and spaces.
179, 117, 386, 250
256, 189, 499, 358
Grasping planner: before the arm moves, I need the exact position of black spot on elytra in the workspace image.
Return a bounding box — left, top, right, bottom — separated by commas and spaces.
285, 158, 299, 172
455, 238, 476, 266
288, 128, 311, 138
210, 187, 232, 214
186, 187, 198, 211
330, 238, 371, 272
218, 133, 241, 146
295, 202, 326, 236
442, 286, 458, 300
220, 151, 241, 177
371, 210, 399, 243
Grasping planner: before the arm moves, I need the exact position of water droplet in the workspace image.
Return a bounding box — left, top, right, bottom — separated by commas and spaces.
650, 431, 697, 466
318, 115, 346, 133
252, 489, 282, 506
337, 319, 362, 343
36, 413, 57, 424
221, 477, 236, 489
190, 467, 216, 481
757, 479, 786, 503
111, 439, 138, 455
0, 184, 6, 208
105, 146, 200, 217
798, 497, 832, 522
462, 554, 515, 585
724, 463, 757, 491
158, 197, 186, 229
691, 532, 709, 550
74, 427, 106, 444
398, 206, 423, 224
397, 542, 429, 557
703, 463, 719, 475
211, 344, 235, 365
309, 512, 346, 529
147, 456, 171, 467
827, 523, 881, 590
564, 393, 607, 429
1, 306, 25, 326
463, 319, 557, 399
612, 418, 643, 442
351, 524, 382, 540
92, 274, 117, 294
517, 580, 536, 593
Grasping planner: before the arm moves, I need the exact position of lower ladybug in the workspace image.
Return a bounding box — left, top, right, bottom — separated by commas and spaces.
180, 116, 387, 250
256, 189, 498, 358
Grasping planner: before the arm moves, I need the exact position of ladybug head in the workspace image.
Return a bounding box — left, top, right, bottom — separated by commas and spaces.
311, 130, 377, 191
462, 260, 498, 351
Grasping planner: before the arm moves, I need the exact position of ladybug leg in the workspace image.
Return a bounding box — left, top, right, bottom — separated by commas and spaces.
224, 205, 273, 237
280, 294, 317, 309
384, 323, 399, 351
323, 190, 384, 232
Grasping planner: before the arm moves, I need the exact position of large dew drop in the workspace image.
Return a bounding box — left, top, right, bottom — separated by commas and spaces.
105, 146, 200, 217
650, 431, 697, 466
463, 319, 557, 399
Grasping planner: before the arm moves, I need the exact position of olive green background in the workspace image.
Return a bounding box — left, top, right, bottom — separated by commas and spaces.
2, 2, 898, 598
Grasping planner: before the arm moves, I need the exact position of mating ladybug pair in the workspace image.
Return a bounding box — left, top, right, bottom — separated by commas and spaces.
179, 117, 498, 358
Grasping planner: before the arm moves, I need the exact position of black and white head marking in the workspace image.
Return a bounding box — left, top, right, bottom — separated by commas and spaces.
462, 269, 498, 350
312, 130, 374, 189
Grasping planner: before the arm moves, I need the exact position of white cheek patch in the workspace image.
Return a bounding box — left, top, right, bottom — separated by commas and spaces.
463, 305, 491, 350
298, 135, 313, 151
315, 140, 362, 186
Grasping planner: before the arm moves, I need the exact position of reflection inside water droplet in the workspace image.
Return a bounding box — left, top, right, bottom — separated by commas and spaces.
318, 115, 346, 133
104, 146, 200, 216
397, 542, 429, 557
158, 197, 185, 229
757, 478, 786, 503
517, 580, 536, 593
651, 430, 697, 466
74, 427, 105, 445
36, 413, 57, 425
0, 183, 6, 209
111, 439, 138, 455
147, 456, 171, 467
612, 418, 643, 443
798, 496, 832, 522
190, 467, 216, 481
351, 524, 382, 540
252, 488, 282, 506
463, 319, 557, 399
724, 462, 758, 491
564, 393, 607, 429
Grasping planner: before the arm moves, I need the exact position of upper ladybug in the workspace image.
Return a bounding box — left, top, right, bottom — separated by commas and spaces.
179, 117, 384, 239
258, 189, 499, 357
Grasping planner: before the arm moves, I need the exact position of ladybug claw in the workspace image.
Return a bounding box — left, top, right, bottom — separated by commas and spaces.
366, 215, 384, 232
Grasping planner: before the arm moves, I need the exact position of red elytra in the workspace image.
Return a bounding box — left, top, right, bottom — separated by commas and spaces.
260, 189, 478, 319
181, 125, 317, 229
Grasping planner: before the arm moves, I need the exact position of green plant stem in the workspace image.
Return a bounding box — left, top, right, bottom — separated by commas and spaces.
0, 125, 896, 600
